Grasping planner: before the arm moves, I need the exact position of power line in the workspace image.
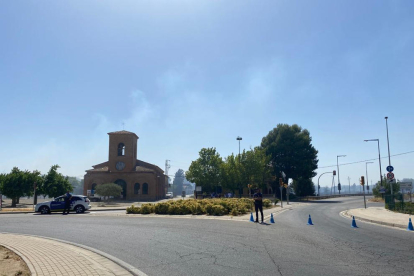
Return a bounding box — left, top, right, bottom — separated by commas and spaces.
318, 150, 414, 169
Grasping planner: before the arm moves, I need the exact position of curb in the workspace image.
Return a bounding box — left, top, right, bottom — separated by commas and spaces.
1, 232, 147, 276
0, 208, 127, 215
341, 210, 407, 230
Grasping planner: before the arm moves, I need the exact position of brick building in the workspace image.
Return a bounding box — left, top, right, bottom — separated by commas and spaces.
83, 131, 167, 200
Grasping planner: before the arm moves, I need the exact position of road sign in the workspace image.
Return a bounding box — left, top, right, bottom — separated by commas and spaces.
386, 172, 394, 180
386, 166, 394, 172
379, 187, 386, 193
399, 182, 412, 190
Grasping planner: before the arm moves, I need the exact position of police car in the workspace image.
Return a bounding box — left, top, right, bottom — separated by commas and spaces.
35, 195, 91, 214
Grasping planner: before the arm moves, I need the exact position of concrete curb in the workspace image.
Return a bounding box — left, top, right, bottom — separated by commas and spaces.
1, 232, 147, 276
340, 210, 408, 230
0, 208, 126, 215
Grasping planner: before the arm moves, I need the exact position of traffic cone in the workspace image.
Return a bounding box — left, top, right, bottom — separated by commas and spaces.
351, 216, 358, 228
407, 218, 414, 231
250, 212, 254, 222
270, 213, 275, 223
307, 214, 313, 225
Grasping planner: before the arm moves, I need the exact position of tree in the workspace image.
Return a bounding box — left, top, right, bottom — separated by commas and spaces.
220, 153, 240, 194
95, 183, 122, 200
40, 165, 73, 199
292, 178, 316, 196
173, 169, 185, 196
372, 176, 400, 198
237, 147, 271, 193
186, 148, 223, 193
0, 168, 26, 207
261, 124, 318, 186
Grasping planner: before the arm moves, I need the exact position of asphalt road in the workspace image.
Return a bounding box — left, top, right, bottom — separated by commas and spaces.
1, 197, 413, 276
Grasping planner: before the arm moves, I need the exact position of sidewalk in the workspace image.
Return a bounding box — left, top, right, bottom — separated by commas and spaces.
0, 233, 145, 276
343, 207, 413, 229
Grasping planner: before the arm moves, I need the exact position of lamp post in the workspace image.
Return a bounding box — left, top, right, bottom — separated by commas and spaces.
366, 162, 373, 195
236, 136, 242, 197
364, 139, 384, 189
317, 172, 333, 196
337, 155, 346, 194
385, 117, 393, 195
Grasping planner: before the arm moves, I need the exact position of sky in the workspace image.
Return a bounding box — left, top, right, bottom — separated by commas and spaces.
1, 1, 413, 190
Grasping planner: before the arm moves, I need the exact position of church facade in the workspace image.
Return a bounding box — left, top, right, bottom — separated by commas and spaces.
83, 131, 167, 201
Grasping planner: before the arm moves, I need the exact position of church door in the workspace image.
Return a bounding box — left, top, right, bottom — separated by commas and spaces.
115, 179, 127, 199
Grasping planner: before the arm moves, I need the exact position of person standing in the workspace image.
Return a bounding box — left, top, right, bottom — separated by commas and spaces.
253, 188, 263, 223
63, 191, 72, 215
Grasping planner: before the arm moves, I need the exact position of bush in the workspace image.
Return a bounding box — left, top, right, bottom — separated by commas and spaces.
140, 203, 154, 214
274, 199, 279, 205
263, 199, 271, 208
154, 202, 170, 214
126, 197, 271, 216
126, 205, 141, 214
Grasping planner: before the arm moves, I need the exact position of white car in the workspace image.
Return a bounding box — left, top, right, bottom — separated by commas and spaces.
35, 195, 92, 214
166, 192, 173, 199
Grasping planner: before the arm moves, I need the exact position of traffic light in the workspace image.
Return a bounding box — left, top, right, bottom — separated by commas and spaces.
360, 176, 365, 185
279, 178, 283, 187
338, 183, 341, 191
333, 170, 336, 176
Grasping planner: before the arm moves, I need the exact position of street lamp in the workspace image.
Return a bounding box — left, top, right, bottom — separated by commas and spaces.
236, 136, 242, 197
317, 171, 333, 196
337, 155, 346, 194
366, 162, 373, 195
236, 136, 242, 157
385, 117, 393, 195
364, 139, 384, 189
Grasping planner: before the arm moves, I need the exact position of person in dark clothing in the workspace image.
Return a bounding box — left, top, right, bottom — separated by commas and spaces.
253, 188, 263, 223
63, 191, 72, 215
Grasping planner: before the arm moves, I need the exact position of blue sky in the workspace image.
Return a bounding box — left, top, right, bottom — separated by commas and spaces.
1, 1, 413, 189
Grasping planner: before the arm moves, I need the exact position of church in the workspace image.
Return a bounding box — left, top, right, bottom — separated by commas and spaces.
83, 131, 167, 200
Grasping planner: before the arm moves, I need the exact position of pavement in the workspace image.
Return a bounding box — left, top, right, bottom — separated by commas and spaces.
343, 206, 413, 229
0, 233, 145, 276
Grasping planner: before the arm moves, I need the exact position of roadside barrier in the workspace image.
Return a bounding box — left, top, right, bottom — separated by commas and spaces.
307, 214, 313, 225
407, 218, 413, 231
351, 216, 358, 228
270, 213, 275, 223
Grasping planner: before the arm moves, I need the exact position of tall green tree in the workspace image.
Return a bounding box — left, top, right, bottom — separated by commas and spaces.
173, 169, 185, 196
186, 148, 223, 193
221, 153, 240, 194
261, 124, 318, 187
237, 147, 270, 193
292, 178, 316, 196
40, 165, 73, 198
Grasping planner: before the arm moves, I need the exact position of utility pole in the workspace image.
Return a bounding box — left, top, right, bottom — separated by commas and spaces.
165, 160, 171, 191
385, 117, 393, 196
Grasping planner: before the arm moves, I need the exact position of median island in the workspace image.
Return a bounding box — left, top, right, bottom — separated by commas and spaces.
126, 198, 275, 216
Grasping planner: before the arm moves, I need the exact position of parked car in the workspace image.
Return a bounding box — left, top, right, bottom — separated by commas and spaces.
35, 195, 91, 214
166, 192, 173, 199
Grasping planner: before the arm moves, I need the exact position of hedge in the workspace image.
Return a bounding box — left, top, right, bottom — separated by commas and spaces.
126, 198, 273, 216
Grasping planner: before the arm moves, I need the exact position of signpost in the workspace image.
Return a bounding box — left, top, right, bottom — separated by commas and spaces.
379, 187, 386, 193
386, 172, 394, 180
386, 166, 394, 172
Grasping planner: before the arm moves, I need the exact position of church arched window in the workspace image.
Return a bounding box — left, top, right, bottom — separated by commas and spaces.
143, 183, 148, 194
134, 183, 140, 194
118, 143, 125, 156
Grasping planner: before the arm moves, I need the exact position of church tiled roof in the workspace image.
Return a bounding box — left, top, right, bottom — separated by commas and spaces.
107, 130, 139, 138
86, 166, 109, 172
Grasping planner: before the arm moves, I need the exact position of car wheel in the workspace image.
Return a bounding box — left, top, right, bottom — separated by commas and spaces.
75, 205, 85, 213
40, 206, 50, 214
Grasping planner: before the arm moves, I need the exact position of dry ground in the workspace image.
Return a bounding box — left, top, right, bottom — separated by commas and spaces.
0, 246, 31, 276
